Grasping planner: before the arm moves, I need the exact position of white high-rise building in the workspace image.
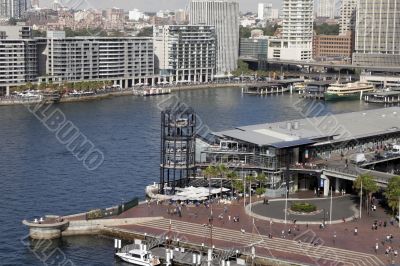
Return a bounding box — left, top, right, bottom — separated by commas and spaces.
280, 0, 314, 61
154, 25, 216, 82
0, 0, 29, 19
353, 0, 400, 67
258, 3, 278, 20
339, 0, 356, 35
129, 9, 146, 21
189, 0, 239, 75
317, 0, 335, 18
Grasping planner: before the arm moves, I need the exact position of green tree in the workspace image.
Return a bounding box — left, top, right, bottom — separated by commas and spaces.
233, 180, 244, 193
314, 23, 340, 35
203, 165, 218, 181
255, 187, 266, 196
239, 26, 252, 38
385, 176, 400, 214
353, 174, 379, 215
137, 27, 153, 37
227, 171, 238, 195
216, 164, 228, 194
256, 172, 267, 189
32, 30, 46, 38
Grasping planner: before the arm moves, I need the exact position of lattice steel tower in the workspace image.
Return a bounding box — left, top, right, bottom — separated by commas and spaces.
159, 105, 196, 194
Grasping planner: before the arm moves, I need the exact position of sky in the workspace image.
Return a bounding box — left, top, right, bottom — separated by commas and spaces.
40, 0, 282, 12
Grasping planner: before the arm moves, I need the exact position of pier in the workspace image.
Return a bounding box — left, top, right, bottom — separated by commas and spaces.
363, 89, 400, 104
242, 83, 288, 95
300, 81, 332, 100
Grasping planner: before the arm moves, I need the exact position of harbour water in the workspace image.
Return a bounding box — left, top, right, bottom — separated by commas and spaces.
0, 87, 380, 265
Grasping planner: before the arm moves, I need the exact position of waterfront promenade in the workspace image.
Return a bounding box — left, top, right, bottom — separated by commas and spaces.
0, 81, 261, 106
25, 195, 400, 265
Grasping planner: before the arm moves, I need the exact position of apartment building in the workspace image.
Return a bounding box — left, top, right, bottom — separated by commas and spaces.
0, 26, 37, 96
154, 25, 216, 82
37, 33, 154, 87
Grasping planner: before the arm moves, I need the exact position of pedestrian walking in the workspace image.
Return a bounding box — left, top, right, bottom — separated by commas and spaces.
354, 227, 358, 236
375, 243, 379, 254
333, 232, 337, 245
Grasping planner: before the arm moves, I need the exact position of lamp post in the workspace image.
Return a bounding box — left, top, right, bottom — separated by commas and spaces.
360, 179, 363, 219
330, 186, 333, 224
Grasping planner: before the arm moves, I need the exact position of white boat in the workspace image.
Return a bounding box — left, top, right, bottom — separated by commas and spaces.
133, 87, 171, 96
324, 81, 375, 101
116, 249, 160, 266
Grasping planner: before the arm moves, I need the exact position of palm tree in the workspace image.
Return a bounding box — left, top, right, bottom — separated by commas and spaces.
216, 164, 228, 195
204, 165, 218, 180
353, 173, 378, 216
256, 172, 267, 189
227, 171, 238, 196
385, 176, 400, 217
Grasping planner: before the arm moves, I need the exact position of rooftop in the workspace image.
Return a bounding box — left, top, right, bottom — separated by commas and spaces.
216, 107, 400, 147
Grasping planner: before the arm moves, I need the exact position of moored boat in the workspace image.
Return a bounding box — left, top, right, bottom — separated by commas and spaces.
116, 249, 160, 266
133, 87, 171, 96
324, 81, 375, 101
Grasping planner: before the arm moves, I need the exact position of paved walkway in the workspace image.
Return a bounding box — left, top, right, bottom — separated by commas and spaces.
250, 196, 357, 223
115, 198, 399, 265
117, 218, 384, 266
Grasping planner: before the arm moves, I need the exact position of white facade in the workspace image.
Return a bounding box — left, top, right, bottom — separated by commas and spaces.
189, 0, 239, 75
281, 0, 314, 61
258, 3, 276, 20
270, 8, 279, 19
0, 0, 28, 19
353, 0, 400, 67
154, 25, 216, 82
129, 9, 145, 21
38, 36, 154, 83
339, 0, 356, 34
317, 0, 335, 18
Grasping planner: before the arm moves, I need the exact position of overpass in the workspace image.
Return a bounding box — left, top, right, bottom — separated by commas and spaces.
239, 56, 400, 73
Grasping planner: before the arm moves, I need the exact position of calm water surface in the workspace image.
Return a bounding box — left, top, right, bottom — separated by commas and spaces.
0, 87, 380, 265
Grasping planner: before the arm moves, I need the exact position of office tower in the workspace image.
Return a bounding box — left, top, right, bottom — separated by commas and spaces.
0, 0, 29, 19
317, 0, 335, 18
281, 0, 314, 61
353, 0, 400, 67
339, 0, 356, 34
189, 0, 239, 75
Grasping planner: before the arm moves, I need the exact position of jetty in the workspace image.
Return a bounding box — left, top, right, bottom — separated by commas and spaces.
363, 89, 400, 104
242, 83, 288, 95
300, 81, 332, 100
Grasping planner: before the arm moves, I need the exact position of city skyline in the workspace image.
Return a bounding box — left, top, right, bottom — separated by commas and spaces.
39, 0, 282, 12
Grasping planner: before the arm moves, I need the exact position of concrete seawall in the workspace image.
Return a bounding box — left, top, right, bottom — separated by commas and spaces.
23, 216, 163, 240
0, 83, 250, 107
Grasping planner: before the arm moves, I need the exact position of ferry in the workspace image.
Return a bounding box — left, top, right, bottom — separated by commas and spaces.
293, 82, 306, 93
116, 249, 160, 266
324, 81, 375, 101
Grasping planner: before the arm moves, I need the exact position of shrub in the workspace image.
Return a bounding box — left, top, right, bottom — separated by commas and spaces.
256, 187, 266, 195
291, 202, 317, 213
